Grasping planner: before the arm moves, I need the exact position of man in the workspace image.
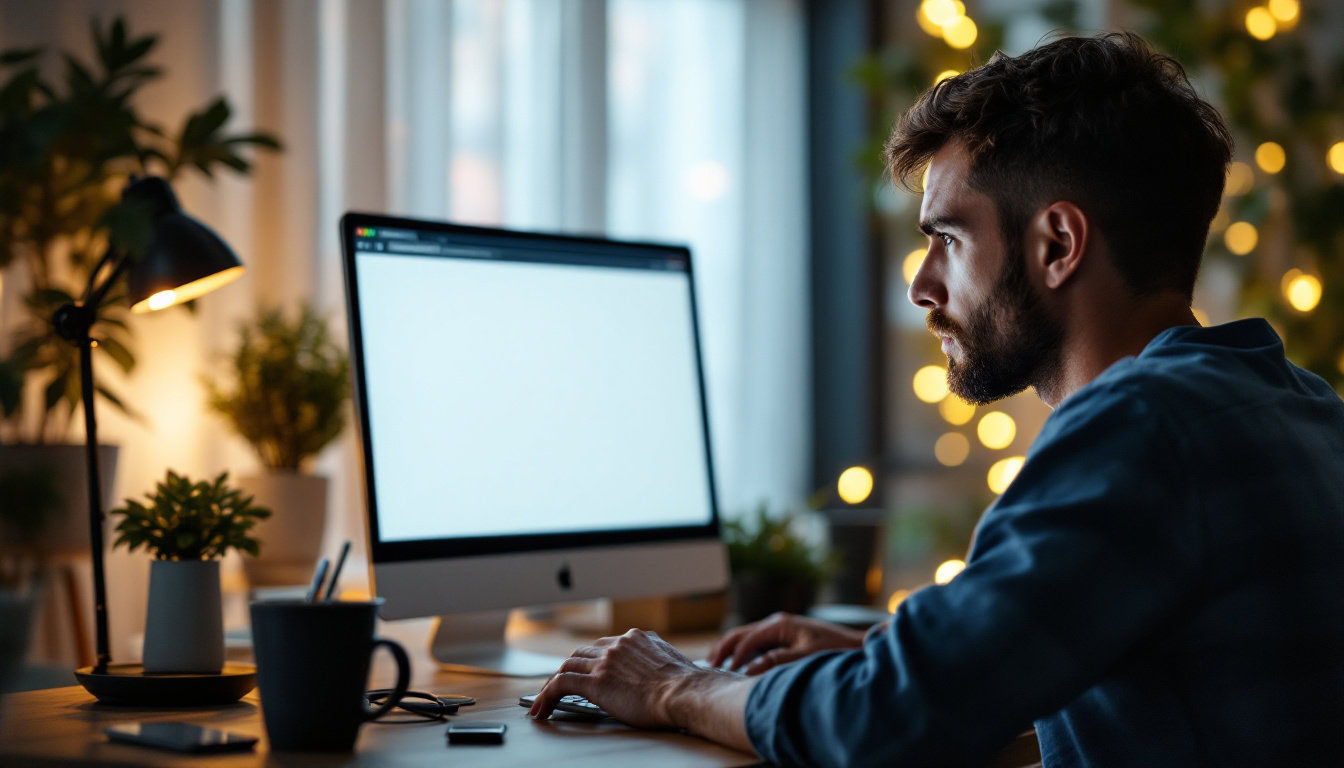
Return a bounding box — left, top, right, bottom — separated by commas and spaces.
529, 32, 1344, 766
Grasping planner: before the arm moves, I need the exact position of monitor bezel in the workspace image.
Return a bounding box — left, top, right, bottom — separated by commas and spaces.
340, 212, 723, 565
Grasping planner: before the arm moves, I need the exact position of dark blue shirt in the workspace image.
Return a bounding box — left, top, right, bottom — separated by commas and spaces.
745, 319, 1344, 767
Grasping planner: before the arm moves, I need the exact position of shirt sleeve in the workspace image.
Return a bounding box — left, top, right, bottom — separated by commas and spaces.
744, 381, 1202, 767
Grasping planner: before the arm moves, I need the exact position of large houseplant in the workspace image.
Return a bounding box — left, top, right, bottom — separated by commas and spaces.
0, 17, 280, 553
110, 470, 269, 673
204, 303, 351, 587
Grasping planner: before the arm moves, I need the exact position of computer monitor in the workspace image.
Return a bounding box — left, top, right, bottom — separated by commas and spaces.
340, 213, 729, 675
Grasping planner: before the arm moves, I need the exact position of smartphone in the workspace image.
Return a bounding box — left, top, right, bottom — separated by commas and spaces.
446, 721, 507, 744
105, 722, 258, 754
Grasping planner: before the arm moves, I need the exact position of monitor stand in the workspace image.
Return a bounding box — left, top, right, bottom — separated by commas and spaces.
429, 610, 567, 677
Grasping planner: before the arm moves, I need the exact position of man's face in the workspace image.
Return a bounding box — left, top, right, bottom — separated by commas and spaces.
908, 143, 1064, 405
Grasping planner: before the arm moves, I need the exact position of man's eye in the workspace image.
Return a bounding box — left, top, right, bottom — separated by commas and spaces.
940, 233, 954, 247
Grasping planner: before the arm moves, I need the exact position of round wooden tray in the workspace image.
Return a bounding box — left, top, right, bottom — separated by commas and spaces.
75, 662, 256, 706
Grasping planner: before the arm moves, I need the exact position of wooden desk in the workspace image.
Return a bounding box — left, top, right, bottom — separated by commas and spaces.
0, 617, 1040, 767
0, 620, 759, 767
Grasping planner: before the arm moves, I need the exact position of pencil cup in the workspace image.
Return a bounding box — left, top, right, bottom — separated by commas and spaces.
250, 599, 410, 751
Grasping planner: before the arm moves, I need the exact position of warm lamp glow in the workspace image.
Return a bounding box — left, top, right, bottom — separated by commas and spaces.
1225, 161, 1254, 195
887, 589, 911, 613
920, 0, 964, 28
1328, 142, 1344, 175
903, 248, 927, 283
1224, 222, 1258, 255
933, 69, 961, 86
1245, 7, 1276, 40
976, 411, 1016, 450
938, 395, 974, 425
987, 456, 1025, 494
837, 466, 874, 505
913, 365, 949, 403
866, 566, 883, 597
1255, 141, 1286, 174
942, 16, 977, 49
1284, 272, 1322, 313
934, 559, 965, 585
1268, 0, 1299, 23
934, 432, 970, 467
131, 265, 245, 313
914, 3, 943, 36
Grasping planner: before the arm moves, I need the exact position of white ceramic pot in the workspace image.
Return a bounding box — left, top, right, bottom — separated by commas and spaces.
236, 472, 329, 587
142, 559, 224, 674
0, 444, 117, 555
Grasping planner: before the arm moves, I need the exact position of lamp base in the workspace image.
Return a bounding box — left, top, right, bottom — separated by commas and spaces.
75, 662, 255, 706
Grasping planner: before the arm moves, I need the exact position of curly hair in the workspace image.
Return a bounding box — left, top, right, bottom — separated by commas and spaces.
886, 32, 1233, 299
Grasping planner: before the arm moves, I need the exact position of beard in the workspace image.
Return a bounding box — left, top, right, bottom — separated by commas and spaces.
927, 242, 1064, 406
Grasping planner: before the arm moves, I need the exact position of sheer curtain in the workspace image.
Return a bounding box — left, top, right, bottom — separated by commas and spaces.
0, 0, 808, 661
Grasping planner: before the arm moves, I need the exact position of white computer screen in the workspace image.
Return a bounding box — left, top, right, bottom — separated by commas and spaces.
354, 241, 714, 542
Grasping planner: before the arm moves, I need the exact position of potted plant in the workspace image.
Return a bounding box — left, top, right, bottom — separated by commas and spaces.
109, 470, 269, 674
0, 17, 280, 554
203, 303, 350, 587
723, 504, 836, 624
0, 466, 61, 705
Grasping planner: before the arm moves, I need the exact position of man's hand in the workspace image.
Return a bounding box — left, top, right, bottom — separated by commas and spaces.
528, 628, 758, 753
708, 612, 866, 675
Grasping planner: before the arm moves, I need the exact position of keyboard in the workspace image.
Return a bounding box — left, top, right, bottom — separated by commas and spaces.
519, 693, 610, 719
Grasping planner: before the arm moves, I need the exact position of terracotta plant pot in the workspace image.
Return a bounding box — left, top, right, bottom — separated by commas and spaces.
237, 473, 329, 587
142, 559, 224, 674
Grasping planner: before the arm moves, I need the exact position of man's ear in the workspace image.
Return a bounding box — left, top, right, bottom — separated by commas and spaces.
1030, 201, 1089, 290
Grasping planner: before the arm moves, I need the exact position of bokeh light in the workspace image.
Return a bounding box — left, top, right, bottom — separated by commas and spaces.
903, 248, 927, 283
938, 395, 975, 425
1255, 141, 1286, 174
920, 0, 964, 27
1283, 271, 1322, 313
934, 559, 966, 585
913, 365, 949, 403
1224, 221, 1258, 255
1268, 0, 1299, 23
942, 16, 978, 49
887, 589, 911, 613
1191, 307, 1209, 326
976, 411, 1016, 450
987, 456, 1026, 494
1328, 142, 1344, 175
933, 69, 961, 86
1224, 161, 1254, 195
915, 4, 943, 36
1245, 7, 1276, 40
934, 432, 971, 467
837, 466, 875, 505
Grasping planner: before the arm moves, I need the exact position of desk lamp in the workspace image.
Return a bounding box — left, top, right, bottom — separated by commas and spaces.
55, 176, 249, 704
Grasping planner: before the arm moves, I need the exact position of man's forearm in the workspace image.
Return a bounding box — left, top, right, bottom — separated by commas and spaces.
667, 670, 760, 754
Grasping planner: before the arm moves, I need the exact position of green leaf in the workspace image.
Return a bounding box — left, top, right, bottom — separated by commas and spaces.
94, 334, 135, 373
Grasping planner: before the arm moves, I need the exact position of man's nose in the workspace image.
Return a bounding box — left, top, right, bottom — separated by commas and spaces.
908, 259, 944, 309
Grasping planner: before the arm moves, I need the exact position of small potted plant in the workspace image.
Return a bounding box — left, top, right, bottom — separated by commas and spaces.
110, 470, 270, 674
723, 504, 835, 624
203, 303, 350, 587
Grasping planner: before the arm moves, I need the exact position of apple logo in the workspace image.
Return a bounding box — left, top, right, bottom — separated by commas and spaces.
557, 563, 573, 590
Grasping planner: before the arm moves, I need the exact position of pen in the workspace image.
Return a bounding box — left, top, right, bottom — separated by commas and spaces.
324, 541, 352, 602
305, 557, 329, 603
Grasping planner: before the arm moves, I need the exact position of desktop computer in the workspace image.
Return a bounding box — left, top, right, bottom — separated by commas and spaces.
340, 213, 729, 676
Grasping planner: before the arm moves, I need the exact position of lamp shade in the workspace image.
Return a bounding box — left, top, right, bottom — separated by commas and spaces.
123, 177, 244, 313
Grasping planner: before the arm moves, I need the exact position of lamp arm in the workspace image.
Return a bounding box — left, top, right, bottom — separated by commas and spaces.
51, 243, 131, 676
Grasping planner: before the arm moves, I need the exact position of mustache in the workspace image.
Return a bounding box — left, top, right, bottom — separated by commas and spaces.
926, 310, 962, 339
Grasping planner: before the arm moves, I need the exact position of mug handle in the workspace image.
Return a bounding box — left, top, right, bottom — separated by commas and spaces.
363, 637, 412, 721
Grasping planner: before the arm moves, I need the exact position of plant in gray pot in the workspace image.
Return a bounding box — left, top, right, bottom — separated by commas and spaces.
0, 467, 61, 706
723, 504, 836, 625
110, 470, 270, 674
203, 303, 350, 587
